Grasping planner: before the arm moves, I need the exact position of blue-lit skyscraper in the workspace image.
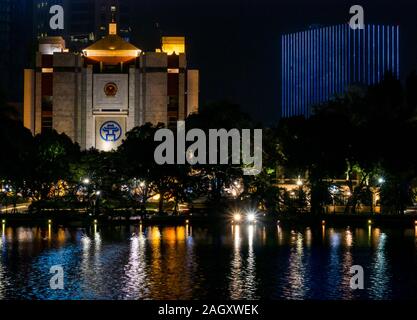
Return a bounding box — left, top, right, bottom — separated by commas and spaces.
281, 24, 400, 118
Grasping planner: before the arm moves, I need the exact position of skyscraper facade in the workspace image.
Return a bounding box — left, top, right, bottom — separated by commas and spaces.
281, 24, 400, 118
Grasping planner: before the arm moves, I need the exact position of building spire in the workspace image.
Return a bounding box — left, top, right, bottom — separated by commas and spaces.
109, 6, 117, 35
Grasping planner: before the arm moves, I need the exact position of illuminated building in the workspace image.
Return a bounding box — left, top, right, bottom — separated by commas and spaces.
23, 17, 199, 151
281, 24, 400, 118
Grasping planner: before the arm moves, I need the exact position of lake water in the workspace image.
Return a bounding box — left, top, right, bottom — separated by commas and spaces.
0, 223, 416, 300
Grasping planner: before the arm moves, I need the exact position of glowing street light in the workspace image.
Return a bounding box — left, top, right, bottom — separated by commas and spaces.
378, 177, 385, 184
247, 212, 256, 223
83, 178, 90, 185
96, 191, 101, 196
329, 185, 338, 214
233, 213, 242, 223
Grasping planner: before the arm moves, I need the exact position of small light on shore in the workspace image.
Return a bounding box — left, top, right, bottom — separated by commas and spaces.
368, 219, 372, 225
414, 220, 417, 225
247, 212, 256, 223
93, 219, 98, 224
185, 219, 189, 224
321, 220, 326, 225
277, 220, 280, 224
233, 213, 242, 223
48, 219, 52, 224
1, 220, 5, 224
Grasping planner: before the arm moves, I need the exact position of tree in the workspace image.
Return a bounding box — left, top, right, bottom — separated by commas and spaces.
186, 101, 256, 210
28, 130, 80, 203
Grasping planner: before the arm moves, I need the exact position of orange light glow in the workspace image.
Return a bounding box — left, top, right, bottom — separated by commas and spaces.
161, 37, 185, 55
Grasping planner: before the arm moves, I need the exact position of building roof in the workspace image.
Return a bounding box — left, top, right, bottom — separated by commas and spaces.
84, 34, 140, 52
82, 33, 141, 64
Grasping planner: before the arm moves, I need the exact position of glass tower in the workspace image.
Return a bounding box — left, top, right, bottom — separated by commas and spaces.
281, 24, 400, 118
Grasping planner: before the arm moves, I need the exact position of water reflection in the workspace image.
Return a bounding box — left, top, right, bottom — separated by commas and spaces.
327, 229, 341, 298
122, 228, 148, 299
229, 225, 258, 299
369, 229, 391, 299
0, 224, 6, 299
0, 224, 414, 299
341, 229, 354, 299
283, 231, 307, 299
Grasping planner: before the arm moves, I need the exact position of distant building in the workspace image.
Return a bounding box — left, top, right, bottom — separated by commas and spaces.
33, 0, 133, 51
23, 19, 199, 151
281, 24, 400, 118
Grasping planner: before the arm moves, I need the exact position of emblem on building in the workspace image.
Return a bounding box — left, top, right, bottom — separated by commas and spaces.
104, 82, 118, 96
100, 121, 122, 142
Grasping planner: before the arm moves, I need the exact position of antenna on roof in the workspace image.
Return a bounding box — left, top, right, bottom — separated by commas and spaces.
111, 5, 117, 23
109, 6, 117, 35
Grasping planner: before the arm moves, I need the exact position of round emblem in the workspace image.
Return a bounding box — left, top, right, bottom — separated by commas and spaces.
104, 82, 118, 96
100, 121, 122, 142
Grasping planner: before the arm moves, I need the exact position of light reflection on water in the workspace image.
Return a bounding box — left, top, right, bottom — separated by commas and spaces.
284, 231, 307, 299
0, 224, 415, 299
229, 225, 258, 299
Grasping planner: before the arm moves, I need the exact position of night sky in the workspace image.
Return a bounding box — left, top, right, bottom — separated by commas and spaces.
129, 0, 417, 125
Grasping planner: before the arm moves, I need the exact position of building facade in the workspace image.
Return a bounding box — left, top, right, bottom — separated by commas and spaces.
23, 21, 199, 151
281, 24, 400, 118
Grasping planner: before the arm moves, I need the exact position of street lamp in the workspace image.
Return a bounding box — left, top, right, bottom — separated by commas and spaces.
233, 212, 242, 223
295, 177, 303, 213
330, 185, 338, 214
378, 177, 385, 184
93, 191, 101, 216
83, 178, 90, 185
247, 211, 256, 223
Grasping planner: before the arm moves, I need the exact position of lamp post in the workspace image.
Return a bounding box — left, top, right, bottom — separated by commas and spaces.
330, 186, 337, 214
376, 177, 385, 214
82, 178, 91, 213
94, 191, 101, 217
296, 177, 303, 213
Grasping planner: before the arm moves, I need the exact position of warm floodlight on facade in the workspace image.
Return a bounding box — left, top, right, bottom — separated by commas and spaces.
161, 36, 185, 55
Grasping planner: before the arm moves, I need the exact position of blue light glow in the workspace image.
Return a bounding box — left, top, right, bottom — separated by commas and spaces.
282, 24, 400, 118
